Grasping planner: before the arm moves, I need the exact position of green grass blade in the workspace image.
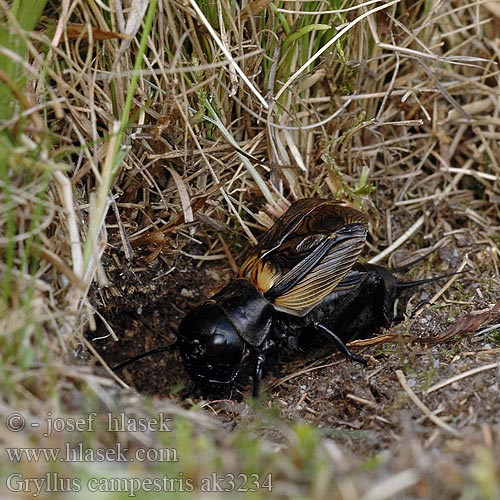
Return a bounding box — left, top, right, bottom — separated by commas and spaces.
0, 0, 49, 123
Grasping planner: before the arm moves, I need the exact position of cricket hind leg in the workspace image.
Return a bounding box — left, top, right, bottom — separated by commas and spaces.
313, 322, 367, 365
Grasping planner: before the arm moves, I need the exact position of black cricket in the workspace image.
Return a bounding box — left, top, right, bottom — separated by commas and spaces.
114, 198, 448, 398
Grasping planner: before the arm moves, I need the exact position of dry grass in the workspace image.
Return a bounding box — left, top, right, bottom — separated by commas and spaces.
1, 0, 500, 498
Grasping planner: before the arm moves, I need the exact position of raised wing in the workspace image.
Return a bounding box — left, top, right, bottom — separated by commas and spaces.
239, 198, 368, 316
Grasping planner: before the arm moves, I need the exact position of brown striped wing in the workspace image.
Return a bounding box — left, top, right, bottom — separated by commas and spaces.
239, 198, 368, 316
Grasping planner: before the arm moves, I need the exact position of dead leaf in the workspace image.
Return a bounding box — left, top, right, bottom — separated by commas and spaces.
240, 0, 271, 19
63, 24, 129, 42
416, 302, 500, 346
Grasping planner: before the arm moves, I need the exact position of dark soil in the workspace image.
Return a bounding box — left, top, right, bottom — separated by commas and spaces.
87, 239, 500, 456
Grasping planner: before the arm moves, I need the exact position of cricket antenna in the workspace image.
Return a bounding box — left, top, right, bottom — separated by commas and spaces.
388, 244, 466, 289
395, 271, 465, 289
112, 341, 178, 372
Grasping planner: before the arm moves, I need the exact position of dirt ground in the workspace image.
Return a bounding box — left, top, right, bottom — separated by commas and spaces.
80, 231, 500, 499
88, 234, 500, 459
